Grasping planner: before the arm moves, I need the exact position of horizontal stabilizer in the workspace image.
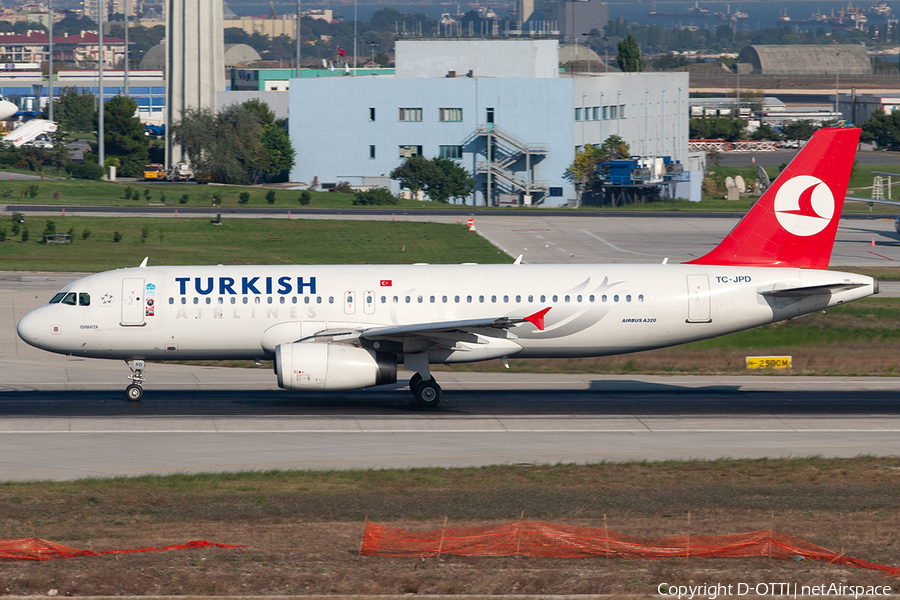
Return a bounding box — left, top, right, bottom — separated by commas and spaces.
759, 282, 869, 298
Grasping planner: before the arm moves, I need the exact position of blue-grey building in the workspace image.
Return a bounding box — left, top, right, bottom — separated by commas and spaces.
288, 39, 692, 206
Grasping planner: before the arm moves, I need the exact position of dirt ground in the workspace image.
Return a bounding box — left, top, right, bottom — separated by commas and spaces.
2, 459, 900, 596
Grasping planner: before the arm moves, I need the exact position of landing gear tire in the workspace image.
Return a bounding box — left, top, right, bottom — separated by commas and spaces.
414, 379, 442, 408
408, 373, 423, 393
126, 384, 143, 402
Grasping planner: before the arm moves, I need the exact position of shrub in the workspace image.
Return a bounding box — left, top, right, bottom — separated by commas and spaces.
81, 229, 91, 240
52, 189, 62, 199
141, 226, 149, 243
41, 220, 56, 241
265, 190, 276, 204
238, 191, 250, 204
123, 185, 133, 200
20, 228, 29, 242
179, 194, 189, 204
112, 231, 123, 243
143, 189, 151, 201
299, 191, 311, 206
0, 228, 6, 242
11, 222, 19, 236
352, 188, 399, 206
159, 193, 166, 203
65, 162, 104, 180
25, 184, 39, 198
212, 192, 222, 205
331, 182, 353, 194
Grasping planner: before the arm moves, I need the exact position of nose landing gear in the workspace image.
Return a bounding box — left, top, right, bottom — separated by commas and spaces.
125, 359, 145, 402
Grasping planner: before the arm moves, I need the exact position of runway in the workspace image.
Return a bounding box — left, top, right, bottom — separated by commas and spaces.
2, 214, 900, 481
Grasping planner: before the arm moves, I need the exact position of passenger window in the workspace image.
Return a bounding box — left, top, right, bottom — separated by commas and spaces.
393, 296, 399, 303
254, 297, 261, 304
304, 297, 310, 304
181, 297, 187, 305
243, 297, 249, 304
638, 294, 644, 302
552, 295, 558, 302
429, 295, 435, 303
50, 292, 66, 304
218, 297, 224, 304
602, 295, 607, 302
467, 295, 472, 303
503, 295, 509, 303
381, 296, 386, 303
577, 295, 582, 302
168, 297, 174, 305
455, 295, 460, 303
540, 295, 546, 302
626, 295, 632, 302
516, 295, 521, 303
291, 297, 296, 304
564, 295, 570, 303
267, 297, 273, 304
279, 296, 285, 304
193, 298, 199, 305
233, 297, 238, 304
479, 295, 484, 303
417, 296, 423, 303
316, 297, 323, 304
367, 295, 374, 304
528, 295, 533, 303
61, 292, 77, 305
442, 295, 448, 303
614, 295, 620, 302
405, 296, 411, 303
491, 295, 497, 303
328, 296, 334, 304
589, 295, 595, 302
206, 297, 212, 304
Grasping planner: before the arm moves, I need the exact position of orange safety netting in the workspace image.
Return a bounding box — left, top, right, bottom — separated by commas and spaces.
0, 538, 245, 561
360, 521, 900, 577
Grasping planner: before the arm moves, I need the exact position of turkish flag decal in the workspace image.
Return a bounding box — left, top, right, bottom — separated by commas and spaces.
380, 280, 392, 287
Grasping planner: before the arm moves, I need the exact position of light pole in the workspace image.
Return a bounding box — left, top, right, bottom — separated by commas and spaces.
295, 0, 301, 77
602, 36, 609, 72
98, 0, 105, 170
367, 40, 378, 68
48, 0, 53, 121
581, 32, 593, 73
124, 0, 129, 95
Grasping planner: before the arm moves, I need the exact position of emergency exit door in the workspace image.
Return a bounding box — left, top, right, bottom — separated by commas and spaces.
686, 274, 711, 323
121, 278, 145, 325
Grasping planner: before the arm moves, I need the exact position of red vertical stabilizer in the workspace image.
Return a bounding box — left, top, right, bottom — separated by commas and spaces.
686, 127, 860, 269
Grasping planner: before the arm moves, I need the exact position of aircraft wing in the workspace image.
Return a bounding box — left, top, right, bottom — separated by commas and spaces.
845, 195, 900, 208
360, 312, 545, 340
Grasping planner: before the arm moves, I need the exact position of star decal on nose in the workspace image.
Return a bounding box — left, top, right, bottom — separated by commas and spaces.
101, 293, 112, 305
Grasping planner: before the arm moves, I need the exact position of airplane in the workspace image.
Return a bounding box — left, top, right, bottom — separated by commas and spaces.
0, 96, 17, 121
16, 127, 878, 408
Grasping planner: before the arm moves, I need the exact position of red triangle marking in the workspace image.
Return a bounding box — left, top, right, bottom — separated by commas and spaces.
524, 307, 551, 331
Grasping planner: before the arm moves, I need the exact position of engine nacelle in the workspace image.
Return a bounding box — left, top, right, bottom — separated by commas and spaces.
275, 342, 396, 391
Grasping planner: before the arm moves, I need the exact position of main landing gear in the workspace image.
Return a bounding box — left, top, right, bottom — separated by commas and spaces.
125, 359, 145, 402
408, 372, 443, 407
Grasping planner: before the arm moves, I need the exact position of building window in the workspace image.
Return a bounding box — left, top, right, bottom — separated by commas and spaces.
610, 105, 618, 119
399, 145, 423, 158
369, 107, 375, 121
602, 106, 609, 120
399, 107, 422, 122
619, 104, 626, 118
439, 108, 463, 122
369, 145, 376, 159
593, 107, 600, 121
439, 145, 463, 159
574, 107, 582, 121
549, 187, 563, 197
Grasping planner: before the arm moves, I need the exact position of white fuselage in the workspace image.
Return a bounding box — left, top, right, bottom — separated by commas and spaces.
16, 263, 877, 362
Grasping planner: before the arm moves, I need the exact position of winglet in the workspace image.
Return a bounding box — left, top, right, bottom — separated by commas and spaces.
524, 307, 551, 331
514, 254, 523, 265
139, 257, 148, 268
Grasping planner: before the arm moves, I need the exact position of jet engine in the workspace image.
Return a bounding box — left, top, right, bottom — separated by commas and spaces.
275, 342, 396, 391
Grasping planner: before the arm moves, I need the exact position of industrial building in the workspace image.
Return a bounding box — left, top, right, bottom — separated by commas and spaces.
288, 38, 691, 206
736, 44, 872, 76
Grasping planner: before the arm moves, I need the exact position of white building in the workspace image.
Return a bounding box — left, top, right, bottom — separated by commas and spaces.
289, 39, 691, 206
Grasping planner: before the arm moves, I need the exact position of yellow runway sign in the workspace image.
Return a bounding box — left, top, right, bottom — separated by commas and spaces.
746, 356, 792, 370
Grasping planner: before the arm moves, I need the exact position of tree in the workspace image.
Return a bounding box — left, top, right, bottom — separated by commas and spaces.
424, 157, 476, 203
781, 121, 817, 143
390, 156, 440, 197
861, 109, 900, 150
617, 34, 644, 72
102, 95, 150, 177
47, 87, 96, 133
749, 123, 782, 142
564, 135, 632, 201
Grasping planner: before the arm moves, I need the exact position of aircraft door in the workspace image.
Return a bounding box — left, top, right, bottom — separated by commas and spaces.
363, 290, 375, 315
344, 291, 356, 315
686, 275, 711, 323
121, 278, 145, 325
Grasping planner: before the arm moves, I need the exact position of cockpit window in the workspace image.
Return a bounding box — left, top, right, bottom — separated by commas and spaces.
60, 292, 77, 305
49, 292, 66, 304
79, 293, 90, 306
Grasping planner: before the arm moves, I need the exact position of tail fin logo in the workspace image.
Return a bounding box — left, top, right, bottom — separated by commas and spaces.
773, 175, 835, 237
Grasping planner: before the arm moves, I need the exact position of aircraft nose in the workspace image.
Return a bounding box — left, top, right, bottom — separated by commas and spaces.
16, 308, 46, 349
